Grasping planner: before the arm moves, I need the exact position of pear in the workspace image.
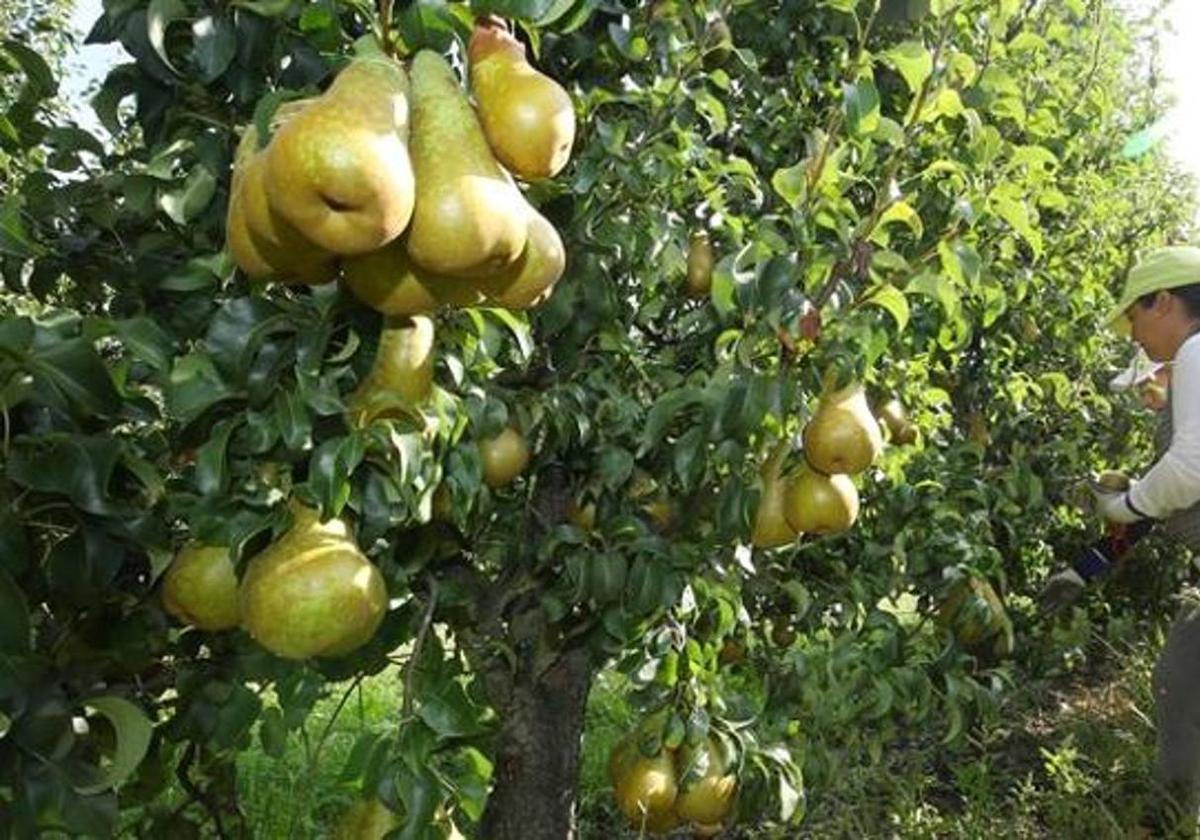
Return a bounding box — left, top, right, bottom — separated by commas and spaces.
161, 543, 240, 631
346, 315, 436, 428
675, 738, 737, 826
686, 231, 714, 297
876, 397, 918, 446
264, 58, 415, 256
343, 239, 485, 316
468, 20, 576, 180
333, 798, 400, 840
479, 427, 530, 489
234, 140, 339, 285
405, 50, 529, 278
240, 502, 388, 659
476, 208, 566, 309
614, 750, 680, 832
752, 443, 799, 549
782, 466, 859, 534
802, 383, 883, 475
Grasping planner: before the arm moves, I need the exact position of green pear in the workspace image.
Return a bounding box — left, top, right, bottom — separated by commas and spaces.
686, 230, 714, 297
469, 20, 576, 180
803, 383, 883, 475
752, 443, 798, 548
264, 58, 415, 256
161, 543, 240, 631
876, 397, 918, 446
479, 427, 530, 488
476, 209, 566, 309
346, 315, 436, 428
333, 798, 399, 840
343, 238, 485, 316
782, 466, 859, 534
405, 50, 529, 278
240, 503, 387, 659
675, 738, 737, 826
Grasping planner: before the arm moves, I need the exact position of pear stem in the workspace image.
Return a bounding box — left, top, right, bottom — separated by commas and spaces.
376, 0, 395, 56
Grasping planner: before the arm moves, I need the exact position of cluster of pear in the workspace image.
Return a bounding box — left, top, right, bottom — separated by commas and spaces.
162, 501, 388, 661
608, 736, 737, 835
227, 22, 574, 309
751, 383, 884, 548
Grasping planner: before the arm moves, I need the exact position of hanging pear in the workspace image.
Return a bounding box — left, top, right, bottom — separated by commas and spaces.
240, 502, 387, 659
346, 315, 436, 428
468, 19, 576, 180
161, 543, 240, 631
479, 427, 530, 488
751, 443, 799, 549
782, 466, 859, 535
405, 50, 529, 278
264, 57, 415, 256
231, 125, 338, 285
802, 382, 883, 475
476, 209, 566, 309
876, 397, 918, 446
343, 239, 485, 316
686, 231, 714, 297
674, 738, 738, 826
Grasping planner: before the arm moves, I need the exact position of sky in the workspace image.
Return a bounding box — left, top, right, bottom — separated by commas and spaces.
62, 0, 1200, 215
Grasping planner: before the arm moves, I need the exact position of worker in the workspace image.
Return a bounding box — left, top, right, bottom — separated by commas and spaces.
1042, 245, 1200, 834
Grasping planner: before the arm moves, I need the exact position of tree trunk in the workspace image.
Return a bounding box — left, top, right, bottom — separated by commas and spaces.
480, 646, 594, 840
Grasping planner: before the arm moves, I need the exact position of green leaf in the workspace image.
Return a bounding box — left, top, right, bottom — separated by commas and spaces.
471, 0, 559, 19
0, 568, 30, 655
0, 195, 45, 259
107, 317, 174, 371
160, 166, 217, 225
146, 0, 188, 75
987, 183, 1044, 256
1, 39, 57, 100
230, 0, 296, 16
30, 338, 122, 417
872, 200, 924, 241
259, 706, 287, 758
7, 435, 125, 515
771, 162, 808, 209
193, 418, 237, 496
74, 697, 153, 794
882, 41, 933, 95
867, 284, 910, 332
308, 435, 365, 516
192, 15, 237, 82
638, 388, 705, 457
418, 682, 483, 738
843, 77, 881, 137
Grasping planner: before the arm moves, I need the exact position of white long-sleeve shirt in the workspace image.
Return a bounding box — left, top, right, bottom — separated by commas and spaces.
1130, 332, 1200, 518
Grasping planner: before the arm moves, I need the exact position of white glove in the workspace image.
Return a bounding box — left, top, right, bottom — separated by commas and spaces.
1092, 485, 1144, 524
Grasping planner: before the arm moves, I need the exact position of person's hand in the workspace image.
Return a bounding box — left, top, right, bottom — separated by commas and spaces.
1039, 568, 1086, 613
1091, 484, 1143, 524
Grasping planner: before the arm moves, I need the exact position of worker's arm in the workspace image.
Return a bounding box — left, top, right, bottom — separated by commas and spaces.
1129, 334, 1200, 518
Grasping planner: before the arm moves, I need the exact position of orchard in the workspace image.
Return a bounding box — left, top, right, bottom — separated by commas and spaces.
0, 0, 1197, 837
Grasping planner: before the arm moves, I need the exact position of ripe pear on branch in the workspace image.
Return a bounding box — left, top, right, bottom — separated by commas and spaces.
161, 543, 240, 631
405, 50, 529, 278
479, 426, 530, 489
686, 231, 714, 297
226, 113, 337, 284
802, 381, 883, 475
264, 57, 415, 256
675, 738, 738, 827
343, 239, 485, 316
783, 465, 859, 535
876, 397, 918, 446
475, 208, 566, 309
751, 442, 799, 549
469, 18, 576, 181
240, 502, 387, 660
345, 315, 435, 428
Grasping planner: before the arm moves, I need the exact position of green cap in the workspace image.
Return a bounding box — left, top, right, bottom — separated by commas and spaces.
1107, 245, 1200, 334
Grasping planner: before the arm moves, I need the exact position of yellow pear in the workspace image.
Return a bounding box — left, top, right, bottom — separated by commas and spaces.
752, 443, 799, 549
264, 58, 415, 256
468, 20, 576, 180
675, 739, 737, 826
333, 798, 399, 840
802, 383, 883, 475
240, 503, 387, 659
479, 427, 530, 488
476, 209, 566, 309
614, 750, 680, 832
161, 543, 240, 631
346, 315, 435, 427
405, 50, 528, 278
876, 397, 918, 446
686, 231, 714, 297
783, 466, 859, 534
234, 143, 338, 285
342, 236, 485, 316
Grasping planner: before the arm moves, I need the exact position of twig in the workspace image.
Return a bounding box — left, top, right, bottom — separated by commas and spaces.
402, 578, 440, 719
175, 743, 229, 840
307, 675, 364, 774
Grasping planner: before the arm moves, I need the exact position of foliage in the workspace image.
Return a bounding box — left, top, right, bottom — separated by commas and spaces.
0, 0, 1196, 836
